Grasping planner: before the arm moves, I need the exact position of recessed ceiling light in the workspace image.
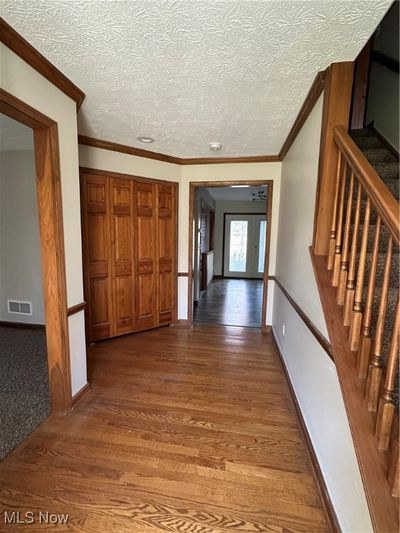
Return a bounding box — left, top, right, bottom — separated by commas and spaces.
209, 142, 222, 151
137, 136, 155, 143
231, 185, 250, 188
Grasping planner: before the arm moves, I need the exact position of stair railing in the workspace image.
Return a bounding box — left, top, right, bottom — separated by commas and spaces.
327, 125, 399, 497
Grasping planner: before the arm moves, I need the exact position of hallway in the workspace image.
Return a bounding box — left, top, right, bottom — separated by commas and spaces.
194, 278, 263, 327
0, 326, 329, 531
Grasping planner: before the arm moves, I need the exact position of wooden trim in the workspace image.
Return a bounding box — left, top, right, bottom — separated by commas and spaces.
79, 135, 281, 165
279, 71, 326, 160
0, 89, 72, 414
71, 383, 91, 409
0, 320, 45, 330
272, 330, 340, 533
350, 38, 373, 129
67, 301, 86, 317
188, 180, 273, 328
261, 324, 271, 335
261, 185, 273, 329
177, 272, 189, 277
271, 274, 332, 359
313, 62, 354, 255
310, 250, 399, 533
180, 155, 280, 165
333, 125, 399, 244
0, 18, 85, 109
79, 166, 179, 186
79, 135, 182, 165
372, 50, 399, 73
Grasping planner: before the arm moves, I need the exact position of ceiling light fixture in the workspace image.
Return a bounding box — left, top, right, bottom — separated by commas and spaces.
231, 185, 250, 188
209, 142, 222, 151
137, 136, 155, 143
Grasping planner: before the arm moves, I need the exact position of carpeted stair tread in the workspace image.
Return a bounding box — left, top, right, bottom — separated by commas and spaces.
352, 135, 386, 150
373, 162, 399, 181
362, 147, 398, 164
350, 128, 375, 138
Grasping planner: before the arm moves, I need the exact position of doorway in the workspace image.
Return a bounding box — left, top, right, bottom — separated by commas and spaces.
189, 181, 273, 329
223, 214, 266, 278
0, 89, 72, 424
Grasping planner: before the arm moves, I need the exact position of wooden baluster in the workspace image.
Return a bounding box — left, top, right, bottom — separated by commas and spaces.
343, 184, 362, 326
365, 235, 393, 411
357, 216, 381, 378
332, 160, 347, 286
328, 151, 343, 271
337, 171, 354, 305
375, 298, 399, 450
388, 437, 399, 498
349, 197, 371, 351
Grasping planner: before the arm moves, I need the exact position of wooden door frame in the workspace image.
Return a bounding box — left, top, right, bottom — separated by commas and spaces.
188, 180, 273, 329
0, 88, 72, 413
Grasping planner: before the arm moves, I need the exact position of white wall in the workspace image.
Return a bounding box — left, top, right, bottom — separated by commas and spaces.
0, 149, 45, 324
213, 199, 266, 277
1, 44, 87, 396
273, 94, 373, 532
78, 146, 282, 324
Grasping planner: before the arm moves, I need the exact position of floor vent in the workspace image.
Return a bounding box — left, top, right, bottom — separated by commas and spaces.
7, 300, 33, 316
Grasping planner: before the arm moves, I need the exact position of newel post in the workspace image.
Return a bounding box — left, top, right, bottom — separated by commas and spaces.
312, 62, 354, 256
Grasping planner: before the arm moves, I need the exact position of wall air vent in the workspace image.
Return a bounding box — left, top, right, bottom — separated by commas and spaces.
7, 299, 33, 315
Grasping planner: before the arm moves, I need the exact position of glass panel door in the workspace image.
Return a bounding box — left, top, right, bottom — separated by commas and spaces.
224, 214, 266, 278
229, 220, 248, 272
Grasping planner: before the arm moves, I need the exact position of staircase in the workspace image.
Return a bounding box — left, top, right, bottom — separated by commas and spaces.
351, 128, 399, 411
313, 124, 399, 531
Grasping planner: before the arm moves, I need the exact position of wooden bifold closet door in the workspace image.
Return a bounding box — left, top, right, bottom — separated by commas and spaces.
81, 172, 177, 342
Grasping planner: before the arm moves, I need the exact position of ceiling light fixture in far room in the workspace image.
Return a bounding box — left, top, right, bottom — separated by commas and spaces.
137, 136, 155, 143
209, 142, 222, 151
231, 185, 250, 188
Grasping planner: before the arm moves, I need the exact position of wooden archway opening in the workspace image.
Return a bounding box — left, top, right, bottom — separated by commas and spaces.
0, 88, 72, 413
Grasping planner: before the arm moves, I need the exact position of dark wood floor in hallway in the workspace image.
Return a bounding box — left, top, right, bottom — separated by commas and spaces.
0, 326, 330, 532
194, 279, 263, 327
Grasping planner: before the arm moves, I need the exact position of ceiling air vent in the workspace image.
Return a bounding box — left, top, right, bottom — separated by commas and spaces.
7, 299, 33, 315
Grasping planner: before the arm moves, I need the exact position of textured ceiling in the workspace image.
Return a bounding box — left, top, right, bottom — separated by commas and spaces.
207, 186, 266, 202
1, 0, 392, 158
0, 114, 34, 151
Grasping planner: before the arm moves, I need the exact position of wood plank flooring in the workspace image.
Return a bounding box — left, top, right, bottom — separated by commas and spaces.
194, 279, 263, 327
0, 326, 330, 532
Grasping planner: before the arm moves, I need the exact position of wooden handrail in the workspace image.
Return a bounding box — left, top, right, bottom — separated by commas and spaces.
333, 126, 399, 244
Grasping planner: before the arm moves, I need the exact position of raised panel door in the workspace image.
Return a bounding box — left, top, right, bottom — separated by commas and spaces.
81, 173, 112, 341
135, 181, 157, 330
157, 183, 176, 324
110, 178, 135, 335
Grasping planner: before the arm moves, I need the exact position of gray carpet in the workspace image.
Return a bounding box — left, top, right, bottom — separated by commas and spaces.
0, 326, 50, 460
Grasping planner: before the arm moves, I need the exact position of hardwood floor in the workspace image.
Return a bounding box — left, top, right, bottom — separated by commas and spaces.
194, 279, 263, 327
0, 326, 330, 532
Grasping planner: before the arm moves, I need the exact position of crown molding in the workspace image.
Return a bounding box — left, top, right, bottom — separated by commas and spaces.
180, 154, 281, 165
279, 70, 326, 160
78, 135, 182, 165
0, 18, 85, 109
78, 135, 281, 165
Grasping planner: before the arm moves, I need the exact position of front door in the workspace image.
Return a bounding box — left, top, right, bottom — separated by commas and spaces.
223, 214, 267, 278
